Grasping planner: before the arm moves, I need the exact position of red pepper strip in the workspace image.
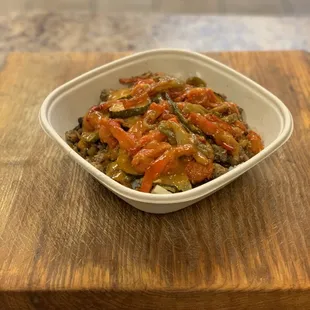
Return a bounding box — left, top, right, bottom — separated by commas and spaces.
188, 113, 218, 135
196, 134, 207, 144
185, 160, 214, 184
122, 82, 153, 109
123, 92, 149, 109
131, 142, 172, 174
83, 110, 104, 132
143, 103, 165, 123
131, 130, 166, 155
228, 102, 240, 115
140, 154, 171, 193
169, 117, 179, 123
166, 84, 192, 101
184, 88, 219, 108
161, 111, 179, 121
160, 101, 173, 113
222, 142, 235, 152
100, 118, 136, 150
90, 102, 113, 113
128, 120, 145, 139
139, 130, 166, 145
189, 113, 239, 154
85, 101, 122, 131
98, 123, 118, 149
247, 130, 264, 154
135, 79, 155, 86
205, 114, 234, 135
230, 120, 247, 138
140, 144, 195, 193
131, 83, 152, 96
149, 102, 165, 114
214, 131, 238, 153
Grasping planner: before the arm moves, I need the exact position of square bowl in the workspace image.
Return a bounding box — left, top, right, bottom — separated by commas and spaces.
40, 49, 293, 214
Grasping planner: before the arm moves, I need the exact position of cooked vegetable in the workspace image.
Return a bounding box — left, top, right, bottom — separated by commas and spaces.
186, 76, 206, 87
77, 139, 89, 151
81, 131, 99, 143
100, 89, 110, 102
100, 118, 136, 151
162, 120, 191, 145
165, 93, 203, 135
122, 116, 143, 128
181, 88, 219, 108
247, 130, 264, 154
106, 162, 132, 187
185, 161, 214, 184
110, 101, 151, 119
152, 93, 164, 103
109, 88, 132, 100
87, 145, 98, 157
214, 92, 227, 102
182, 102, 208, 115
140, 144, 195, 193
151, 185, 172, 194
150, 77, 184, 95
222, 113, 239, 124
158, 121, 177, 145
117, 149, 141, 175
131, 141, 171, 174
189, 112, 240, 160
66, 72, 264, 194
154, 173, 192, 192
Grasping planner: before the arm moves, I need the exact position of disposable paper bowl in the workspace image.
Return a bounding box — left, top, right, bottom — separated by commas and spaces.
40, 49, 293, 213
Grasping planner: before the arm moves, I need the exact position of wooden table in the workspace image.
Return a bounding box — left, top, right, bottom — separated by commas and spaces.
0, 51, 310, 309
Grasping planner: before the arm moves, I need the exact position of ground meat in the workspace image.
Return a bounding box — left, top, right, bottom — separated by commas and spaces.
239, 147, 250, 162
65, 130, 80, 143
212, 144, 228, 163
87, 160, 105, 172
228, 155, 239, 166
92, 149, 109, 163
244, 148, 255, 159
212, 163, 228, 179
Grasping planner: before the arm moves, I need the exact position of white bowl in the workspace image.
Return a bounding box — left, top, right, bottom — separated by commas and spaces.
40, 49, 293, 214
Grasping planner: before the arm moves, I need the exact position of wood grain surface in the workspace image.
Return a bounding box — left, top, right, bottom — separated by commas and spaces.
0, 51, 310, 309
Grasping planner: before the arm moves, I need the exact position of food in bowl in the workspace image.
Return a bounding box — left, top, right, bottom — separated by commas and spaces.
65, 72, 264, 194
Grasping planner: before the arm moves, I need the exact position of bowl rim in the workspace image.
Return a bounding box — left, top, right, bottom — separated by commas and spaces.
40, 48, 294, 204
